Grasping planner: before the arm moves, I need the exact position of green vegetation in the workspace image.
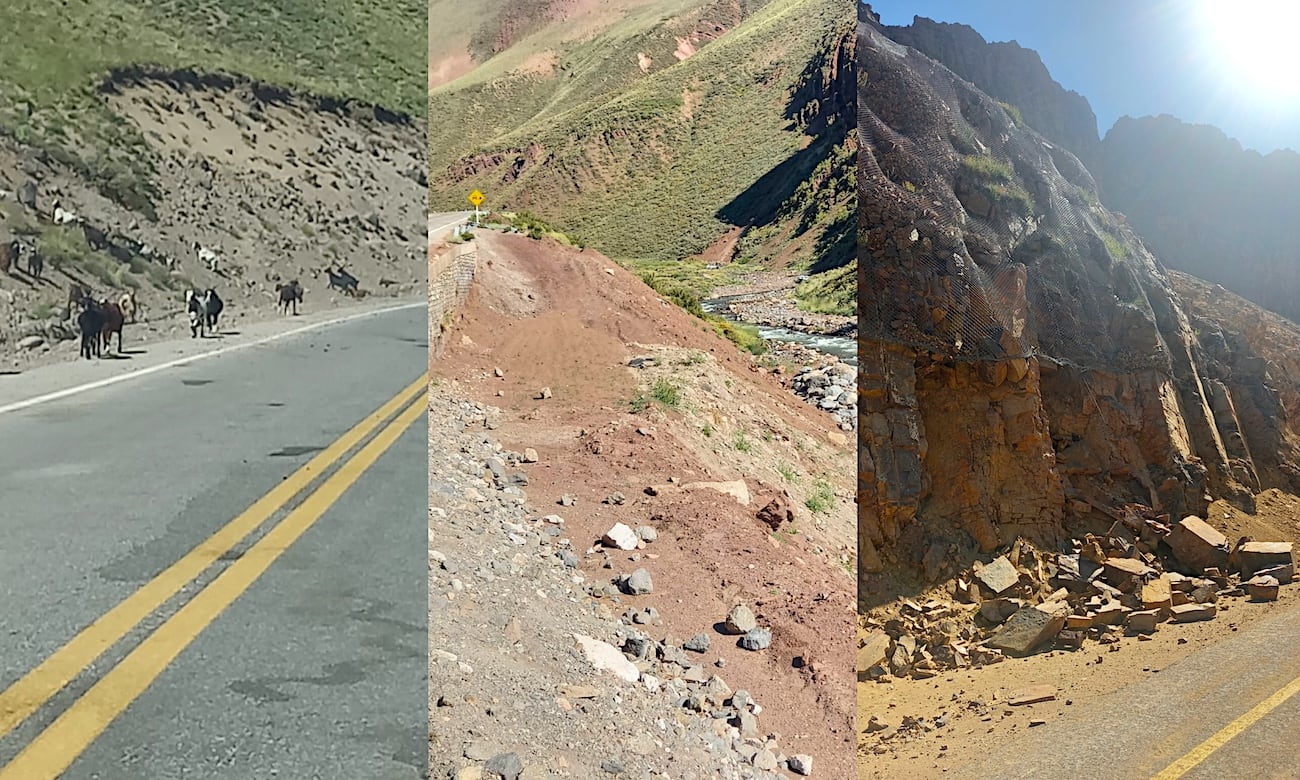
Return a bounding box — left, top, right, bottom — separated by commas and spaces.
1101, 231, 1129, 260
805, 477, 834, 514
777, 462, 797, 482
997, 100, 1025, 128
630, 377, 682, 412
635, 264, 767, 354
795, 261, 855, 315
710, 318, 767, 355
733, 431, 753, 453
960, 154, 1015, 182
1, 0, 423, 214
961, 154, 1035, 216
649, 377, 681, 407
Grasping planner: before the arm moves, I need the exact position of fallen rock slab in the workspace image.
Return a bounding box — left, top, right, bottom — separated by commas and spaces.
1167, 516, 1230, 572
858, 631, 892, 680
682, 479, 751, 506
975, 556, 1022, 595
1007, 684, 1057, 706
1171, 603, 1217, 623
573, 634, 639, 682
1247, 575, 1280, 602
987, 606, 1065, 656
1236, 542, 1294, 578
1126, 609, 1160, 634
1141, 575, 1172, 612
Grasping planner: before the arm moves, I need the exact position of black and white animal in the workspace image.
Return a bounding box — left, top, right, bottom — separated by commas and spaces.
192, 242, 220, 272
276, 280, 303, 315
52, 199, 80, 226
325, 266, 359, 296
185, 289, 207, 338
201, 288, 223, 332
76, 297, 103, 360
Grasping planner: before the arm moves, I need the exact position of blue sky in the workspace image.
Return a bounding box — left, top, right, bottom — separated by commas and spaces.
865, 1, 1300, 154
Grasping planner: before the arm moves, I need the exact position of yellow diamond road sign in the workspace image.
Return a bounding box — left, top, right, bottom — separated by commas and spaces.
468, 189, 484, 207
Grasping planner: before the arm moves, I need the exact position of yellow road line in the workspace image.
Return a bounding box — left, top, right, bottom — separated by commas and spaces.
1152, 674, 1300, 779
0, 373, 428, 742
0, 393, 426, 779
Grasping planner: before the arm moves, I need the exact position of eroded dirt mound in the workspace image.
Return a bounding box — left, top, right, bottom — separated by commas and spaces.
0, 69, 425, 371
432, 230, 856, 777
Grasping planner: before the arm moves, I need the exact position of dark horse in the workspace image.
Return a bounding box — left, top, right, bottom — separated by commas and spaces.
77, 298, 103, 360
276, 280, 303, 315
202, 288, 224, 332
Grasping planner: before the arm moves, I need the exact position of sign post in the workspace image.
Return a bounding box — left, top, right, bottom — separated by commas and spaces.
468, 189, 484, 226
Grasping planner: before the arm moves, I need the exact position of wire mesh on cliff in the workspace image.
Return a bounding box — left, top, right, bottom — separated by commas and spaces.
856, 21, 1176, 376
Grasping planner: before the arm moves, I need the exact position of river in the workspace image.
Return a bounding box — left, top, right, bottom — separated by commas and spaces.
702, 295, 857, 366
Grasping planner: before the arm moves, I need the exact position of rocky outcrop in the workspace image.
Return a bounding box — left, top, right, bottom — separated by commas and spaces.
1094, 115, 1300, 322
878, 14, 1100, 165
855, 7, 1274, 603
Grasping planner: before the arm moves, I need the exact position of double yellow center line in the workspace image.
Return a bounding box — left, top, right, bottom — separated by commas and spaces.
0, 373, 429, 778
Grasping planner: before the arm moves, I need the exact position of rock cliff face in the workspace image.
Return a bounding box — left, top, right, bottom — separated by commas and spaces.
1095, 115, 1300, 322
855, 7, 1276, 603
879, 14, 1100, 165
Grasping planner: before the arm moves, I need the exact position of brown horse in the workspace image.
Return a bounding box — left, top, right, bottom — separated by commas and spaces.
98, 299, 125, 354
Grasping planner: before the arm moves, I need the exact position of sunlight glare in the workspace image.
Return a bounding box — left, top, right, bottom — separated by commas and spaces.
1194, 0, 1300, 100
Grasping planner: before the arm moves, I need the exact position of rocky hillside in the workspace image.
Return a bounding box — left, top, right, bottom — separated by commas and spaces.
855, 4, 1292, 603
428, 0, 856, 312
872, 11, 1300, 336
0, 2, 425, 370
879, 13, 1100, 166
1094, 115, 1300, 321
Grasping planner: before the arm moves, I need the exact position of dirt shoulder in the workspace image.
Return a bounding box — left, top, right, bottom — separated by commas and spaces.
432, 231, 858, 778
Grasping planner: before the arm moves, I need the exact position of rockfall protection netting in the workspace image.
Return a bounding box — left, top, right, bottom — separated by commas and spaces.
855, 20, 1177, 376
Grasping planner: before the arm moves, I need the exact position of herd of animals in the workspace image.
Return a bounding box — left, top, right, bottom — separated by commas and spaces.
1, 196, 369, 362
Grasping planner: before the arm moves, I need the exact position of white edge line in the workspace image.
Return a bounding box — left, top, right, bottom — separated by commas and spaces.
0, 300, 427, 416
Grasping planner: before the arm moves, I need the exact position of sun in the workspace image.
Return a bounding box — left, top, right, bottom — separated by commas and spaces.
1193, 0, 1300, 100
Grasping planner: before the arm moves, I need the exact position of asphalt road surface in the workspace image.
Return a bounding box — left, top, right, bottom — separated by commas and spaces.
0, 305, 428, 778
949, 600, 1300, 779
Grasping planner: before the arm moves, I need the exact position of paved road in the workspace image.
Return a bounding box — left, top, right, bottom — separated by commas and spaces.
949, 600, 1300, 779
428, 211, 472, 244
0, 305, 428, 778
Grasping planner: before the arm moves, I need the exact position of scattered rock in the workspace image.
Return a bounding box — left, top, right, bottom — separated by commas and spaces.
723, 605, 758, 635
635, 526, 657, 542
521, 448, 538, 463
573, 634, 639, 682
484, 752, 523, 780
739, 627, 772, 651
684, 633, 711, 653
621, 568, 653, 595
602, 523, 639, 551
537, 387, 552, 400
